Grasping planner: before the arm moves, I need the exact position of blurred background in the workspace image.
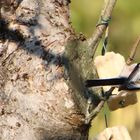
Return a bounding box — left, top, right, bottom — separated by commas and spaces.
70, 0, 140, 139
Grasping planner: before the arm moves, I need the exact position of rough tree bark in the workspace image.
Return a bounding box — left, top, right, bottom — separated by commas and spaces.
0, 0, 90, 139
0, 0, 116, 140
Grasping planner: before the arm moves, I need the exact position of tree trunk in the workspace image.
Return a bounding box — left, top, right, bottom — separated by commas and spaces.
0, 0, 96, 139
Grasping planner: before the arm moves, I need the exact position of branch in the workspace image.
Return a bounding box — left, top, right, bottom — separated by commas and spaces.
85, 100, 105, 124
88, 0, 117, 57
126, 35, 140, 65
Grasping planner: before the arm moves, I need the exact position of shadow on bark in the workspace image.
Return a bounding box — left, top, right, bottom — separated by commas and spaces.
0, 16, 101, 114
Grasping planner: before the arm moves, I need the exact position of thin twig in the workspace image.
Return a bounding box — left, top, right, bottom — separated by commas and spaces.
85, 100, 105, 124
88, 0, 117, 58
126, 35, 140, 65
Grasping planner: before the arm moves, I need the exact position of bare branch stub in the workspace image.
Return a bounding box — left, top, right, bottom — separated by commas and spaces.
88, 0, 117, 57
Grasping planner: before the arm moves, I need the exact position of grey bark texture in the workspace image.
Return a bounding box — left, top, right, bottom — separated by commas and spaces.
0, 0, 96, 140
